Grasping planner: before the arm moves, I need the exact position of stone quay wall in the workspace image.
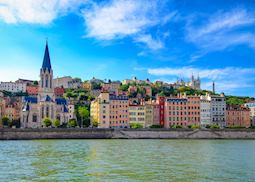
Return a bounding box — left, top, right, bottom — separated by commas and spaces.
1, 128, 255, 140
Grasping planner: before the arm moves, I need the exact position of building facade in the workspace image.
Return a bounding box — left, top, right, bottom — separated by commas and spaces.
20, 42, 74, 128
226, 106, 250, 128
91, 92, 129, 128
0, 82, 26, 93
244, 102, 255, 126
26, 85, 39, 95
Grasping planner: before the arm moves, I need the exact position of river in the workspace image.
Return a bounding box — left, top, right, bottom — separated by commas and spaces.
0, 140, 254, 181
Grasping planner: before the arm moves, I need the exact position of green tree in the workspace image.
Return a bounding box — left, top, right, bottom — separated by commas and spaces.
1, 116, 10, 127
53, 119, 60, 128
68, 119, 77, 128
43, 118, 52, 127
119, 84, 129, 91
33, 81, 38, 85
78, 106, 90, 128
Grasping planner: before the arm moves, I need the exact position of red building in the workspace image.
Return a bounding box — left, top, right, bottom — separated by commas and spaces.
226, 106, 251, 128
54, 87, 65, 97
157, 96, 165, 126
26, 85, 38, 95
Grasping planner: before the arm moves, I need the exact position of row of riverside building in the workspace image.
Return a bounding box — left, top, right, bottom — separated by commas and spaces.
91, 92, 252, 128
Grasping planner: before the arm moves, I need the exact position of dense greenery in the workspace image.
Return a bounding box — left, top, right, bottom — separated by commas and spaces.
150, 125, 163, 128
68, 119, 77, 128
170, 124, 183, 128
205, 124, 220, 129
53, 119, 61, 128
77, 106, 90, 127
130, 123, 143, 129
226, 95, 255, 106
43, 118, 52, 127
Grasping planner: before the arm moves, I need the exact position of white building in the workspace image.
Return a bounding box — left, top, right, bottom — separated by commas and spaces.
200, 95, 211, 126
244, 102, 255, 126
0, 82, 26, 93
200, 93, 226, 127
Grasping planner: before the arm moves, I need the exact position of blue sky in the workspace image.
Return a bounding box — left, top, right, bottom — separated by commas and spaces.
0, 0, 255, 97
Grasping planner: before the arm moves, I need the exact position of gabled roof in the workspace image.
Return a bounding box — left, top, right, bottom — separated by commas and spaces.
42, 41, 52, 71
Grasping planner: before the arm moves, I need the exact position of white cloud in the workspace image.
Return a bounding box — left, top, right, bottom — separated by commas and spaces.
83, 0, 158, 40
0, 0, 85, 24
186, 9, 255, 53
135, 34, 164, 50
83, 0, 173, 50
148, 66, 255, 93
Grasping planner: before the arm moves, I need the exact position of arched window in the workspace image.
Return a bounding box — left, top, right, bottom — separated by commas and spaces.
46, 75, 49, 88
41, 107, 44, 119
51, 105, 54, 119
57, 114, 61, 121
46, 105, 49, 118
50, 76, 52, 88
32, 114, 37, 122
41, 78, 44, 88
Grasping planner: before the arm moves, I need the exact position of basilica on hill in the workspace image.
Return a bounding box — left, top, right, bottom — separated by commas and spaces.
21, 42, 74, 128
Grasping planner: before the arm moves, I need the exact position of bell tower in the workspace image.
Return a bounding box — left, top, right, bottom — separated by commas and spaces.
39, 41, 54, 97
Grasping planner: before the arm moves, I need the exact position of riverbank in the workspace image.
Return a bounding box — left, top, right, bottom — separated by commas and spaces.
1, 128, 255, 140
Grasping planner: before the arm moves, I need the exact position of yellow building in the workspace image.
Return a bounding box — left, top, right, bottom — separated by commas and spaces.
91, 92, 129, 128
129, 104, 155, 128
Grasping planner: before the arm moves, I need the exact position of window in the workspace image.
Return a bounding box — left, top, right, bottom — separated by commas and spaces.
46, 105, 49, 118
41, 107, 44, 118
32, 114, 37, 122
46, 75, 49, 88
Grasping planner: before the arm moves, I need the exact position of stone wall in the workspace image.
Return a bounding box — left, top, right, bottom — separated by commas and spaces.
0, 128, 255, 140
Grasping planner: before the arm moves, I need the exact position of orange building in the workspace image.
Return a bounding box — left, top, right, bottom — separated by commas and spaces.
226, 106, 251, 128
164, 98, 188, 127
187, 96, 200, 126
26, 85, 38, 95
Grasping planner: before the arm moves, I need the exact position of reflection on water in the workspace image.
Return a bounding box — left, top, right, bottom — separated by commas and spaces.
0, 140, 255, 181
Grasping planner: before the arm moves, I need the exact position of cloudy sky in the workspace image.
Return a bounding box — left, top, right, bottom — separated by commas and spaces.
0, 0, 255, 97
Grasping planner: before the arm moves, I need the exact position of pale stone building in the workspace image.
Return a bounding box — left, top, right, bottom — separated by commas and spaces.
21, 42, 75, 128
0, 82, 26, 93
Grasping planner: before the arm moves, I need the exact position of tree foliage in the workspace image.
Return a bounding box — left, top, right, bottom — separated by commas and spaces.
53, 119, 61, 128
130, 123, 143, 129
43, 118, 52, 127
68, 119, 77, 128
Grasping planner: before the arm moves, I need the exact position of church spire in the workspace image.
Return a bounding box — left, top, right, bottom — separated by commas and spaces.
42, 40, 52, 71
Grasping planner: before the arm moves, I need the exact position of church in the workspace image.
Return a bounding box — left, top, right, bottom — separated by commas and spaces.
21, 42, 75, 128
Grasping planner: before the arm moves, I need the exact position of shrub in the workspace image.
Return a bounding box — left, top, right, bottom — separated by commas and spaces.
1, 117, 11, 127
150, 125, 163, 128
43, 118, 52, 127
210, 124, 220, 129
170, 124, 183, 129
130, 123, 143, 129
68, 119, 77, 128
53, 119, 61, 128
191, 125, 200, 129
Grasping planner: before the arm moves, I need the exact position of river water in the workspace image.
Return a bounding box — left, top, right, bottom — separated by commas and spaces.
0, 140, 254, 181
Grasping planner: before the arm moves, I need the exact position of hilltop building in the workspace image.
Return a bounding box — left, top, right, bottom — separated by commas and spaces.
20, 42, 75, 128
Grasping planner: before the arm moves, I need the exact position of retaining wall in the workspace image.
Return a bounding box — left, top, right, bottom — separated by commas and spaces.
1, 128, 255, 140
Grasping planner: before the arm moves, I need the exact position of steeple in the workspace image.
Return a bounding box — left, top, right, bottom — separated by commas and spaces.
42, 40, 52, 71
